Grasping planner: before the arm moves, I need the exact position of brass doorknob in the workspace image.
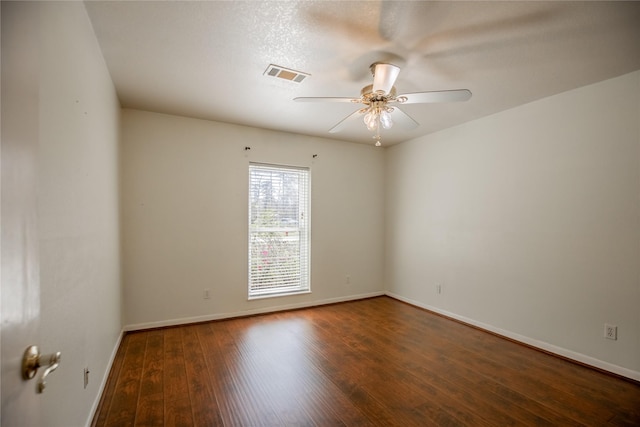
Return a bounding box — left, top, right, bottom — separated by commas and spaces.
22, 345, 61, 393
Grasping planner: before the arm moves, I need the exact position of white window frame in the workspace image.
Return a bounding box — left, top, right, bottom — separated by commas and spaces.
248, 163, 310, 299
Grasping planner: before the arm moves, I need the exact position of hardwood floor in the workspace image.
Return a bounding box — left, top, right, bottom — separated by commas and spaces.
92, 296, 640, 426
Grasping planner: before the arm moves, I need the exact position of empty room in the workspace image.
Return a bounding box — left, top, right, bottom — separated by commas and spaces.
1, 1, 639, 426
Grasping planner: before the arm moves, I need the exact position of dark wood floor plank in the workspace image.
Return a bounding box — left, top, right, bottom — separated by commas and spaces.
135, 392, 164, 427
271, 311, 380, 427
103, 332, 147, 426
337, 299, 584, 425
164, 397, 193, 427
254, 312, 367, 426
181, 325, 224, 426
195, 322, 260, 426
226, 315, 332, 426
215, 318, 286, 426
135, 330, 164, 426
307, 308, 476, 426
140, 330, 164, 397
284, 312, 396, 426
311, 305, 503, 426
162, 327, 192, 425
93, 296, 640, 427
357, 298, 625, 425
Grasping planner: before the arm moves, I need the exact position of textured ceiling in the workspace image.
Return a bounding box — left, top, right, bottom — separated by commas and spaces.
85, 1, 640, 146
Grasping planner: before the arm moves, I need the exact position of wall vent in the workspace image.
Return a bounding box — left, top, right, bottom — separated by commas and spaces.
264, 64, 310, 83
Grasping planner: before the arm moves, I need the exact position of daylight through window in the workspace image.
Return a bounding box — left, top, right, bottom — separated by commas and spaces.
248, 163, 310, 298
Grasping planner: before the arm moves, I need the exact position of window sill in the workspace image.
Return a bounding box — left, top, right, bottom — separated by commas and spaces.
248, 290, 311, 301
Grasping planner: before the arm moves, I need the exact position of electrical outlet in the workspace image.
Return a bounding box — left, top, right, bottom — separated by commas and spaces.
84, 367, 90, 389
436, 284, 442, 294
345, 275, 351, 285
203, 289, 210, 299
604, 324, 617, 340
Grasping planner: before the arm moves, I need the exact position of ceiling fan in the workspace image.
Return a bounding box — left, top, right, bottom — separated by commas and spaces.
294, 63, 472, 146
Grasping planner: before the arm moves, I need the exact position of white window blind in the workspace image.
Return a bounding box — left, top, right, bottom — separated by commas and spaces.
248, 163, 310, 298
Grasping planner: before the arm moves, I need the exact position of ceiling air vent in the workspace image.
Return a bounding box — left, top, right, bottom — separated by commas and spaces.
264, 64, 310, 83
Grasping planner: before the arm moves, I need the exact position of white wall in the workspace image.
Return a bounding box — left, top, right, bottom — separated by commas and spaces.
2, 2, 123, 426
121, 109, 385, 328
385, 71, 640, 379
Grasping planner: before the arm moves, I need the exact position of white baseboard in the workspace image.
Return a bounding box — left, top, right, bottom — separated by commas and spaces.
386, 292, 640, 382
123, 291, 385, 332
85, 330, 124, 427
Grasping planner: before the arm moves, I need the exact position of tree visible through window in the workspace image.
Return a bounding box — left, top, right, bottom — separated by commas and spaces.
248, 163, 310, 298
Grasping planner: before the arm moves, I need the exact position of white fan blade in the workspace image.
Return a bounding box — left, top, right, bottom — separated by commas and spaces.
398, 89, 472, 104
294, 97, 359, 103
329, 109, 363, 133
391, 107, 419, 129
372, 63, 401, 95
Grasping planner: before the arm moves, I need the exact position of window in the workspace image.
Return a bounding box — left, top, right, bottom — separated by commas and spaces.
248, 163, 310, 298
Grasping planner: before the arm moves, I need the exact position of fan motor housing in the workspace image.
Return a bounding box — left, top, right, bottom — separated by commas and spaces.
361, 84, 396, 102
